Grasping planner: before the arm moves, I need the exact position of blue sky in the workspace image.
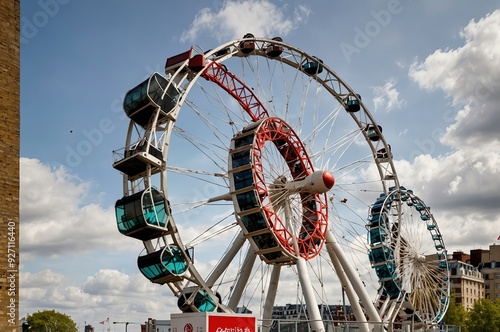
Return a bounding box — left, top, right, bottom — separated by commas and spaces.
20, 1, 500, 330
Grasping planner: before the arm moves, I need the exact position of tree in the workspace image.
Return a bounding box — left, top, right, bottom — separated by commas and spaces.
442, 292, 467, 330
465, 298, 500, 332
27, 309, 78, 332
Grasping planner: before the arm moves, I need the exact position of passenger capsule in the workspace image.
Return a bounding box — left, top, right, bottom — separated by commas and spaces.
365, 124, 382, 141
239, 33, 255, 54
346, 94, 361, 112
302, 56, 324, 75
266, 36, 283, 57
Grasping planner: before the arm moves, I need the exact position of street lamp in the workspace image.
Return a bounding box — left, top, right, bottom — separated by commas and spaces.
113, 321, 142, 332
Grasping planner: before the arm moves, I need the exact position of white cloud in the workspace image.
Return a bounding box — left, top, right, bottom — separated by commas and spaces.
180, 0, 307, 43
409, 9, 500, 149
21, 269, 176, 328
372, 78, 406, 112
393, 151, 500, 251
409, 10, 500, 103
400, 9, 500, 251
20, 158, 138, 259
447, 175, 462, 195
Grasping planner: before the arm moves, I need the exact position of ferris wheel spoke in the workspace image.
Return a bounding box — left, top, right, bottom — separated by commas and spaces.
189, 86, 247, 123
310, 130, 364, 170
167, 165, 227, 179
301, 107, 343, 156
173, 127, 227, 170
184, 99, 242, 143
206, 230, 246, 288
185, 213, 237, 247
332, 155, 374, 177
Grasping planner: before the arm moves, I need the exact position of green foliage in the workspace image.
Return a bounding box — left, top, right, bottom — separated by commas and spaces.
465, 298, 500, 332
442, 293, 467, 330
27, 309, 78, 332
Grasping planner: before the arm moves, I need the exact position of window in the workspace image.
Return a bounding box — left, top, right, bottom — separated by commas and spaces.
234, 134, 254, 148
232, 150, 250, 168
236, 192, 258, 211
240, 212, 266, 233
233, 170, 254, 190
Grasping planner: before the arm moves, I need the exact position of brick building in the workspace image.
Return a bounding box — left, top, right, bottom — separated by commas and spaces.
0, 0, 20, 330
476, 244, 500, 301
449, 251, 484, 311
449, 244, 500, 308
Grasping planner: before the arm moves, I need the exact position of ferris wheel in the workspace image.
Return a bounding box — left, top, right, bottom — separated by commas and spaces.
367, 187, 450, 326
112, 35, 449, 331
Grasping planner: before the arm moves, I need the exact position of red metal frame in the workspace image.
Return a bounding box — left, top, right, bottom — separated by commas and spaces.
201, 61, 269, 121
252, 118, 328, 260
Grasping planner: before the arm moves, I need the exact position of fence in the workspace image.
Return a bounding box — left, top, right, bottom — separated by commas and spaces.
263, 319, 460, 332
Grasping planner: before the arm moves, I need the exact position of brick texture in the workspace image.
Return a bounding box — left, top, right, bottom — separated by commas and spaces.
0, 0, 20, 330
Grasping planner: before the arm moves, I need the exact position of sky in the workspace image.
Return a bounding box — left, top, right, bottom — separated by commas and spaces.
20, 0, 500, 331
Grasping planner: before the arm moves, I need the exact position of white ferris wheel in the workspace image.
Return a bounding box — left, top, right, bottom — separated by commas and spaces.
112, 35, 450, 331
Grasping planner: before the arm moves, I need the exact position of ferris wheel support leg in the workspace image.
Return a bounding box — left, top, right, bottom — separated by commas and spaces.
206, 231, 246, 288
324, 239, 366, 326
378, 295, 390, 320
227, 245, 257, 310
261, 265, 281, 332
325, 230, 381, 324
296, 258, 324, 332
385, 298, 401, 325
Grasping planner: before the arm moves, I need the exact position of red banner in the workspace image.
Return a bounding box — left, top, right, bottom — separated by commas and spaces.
208, 315, 256, 332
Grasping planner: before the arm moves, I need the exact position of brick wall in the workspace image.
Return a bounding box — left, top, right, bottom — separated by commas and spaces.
0, 0, 20, 330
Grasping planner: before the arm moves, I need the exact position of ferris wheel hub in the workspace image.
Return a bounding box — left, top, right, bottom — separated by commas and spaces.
416, 254, 426, 262
283, 170, 335, 194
